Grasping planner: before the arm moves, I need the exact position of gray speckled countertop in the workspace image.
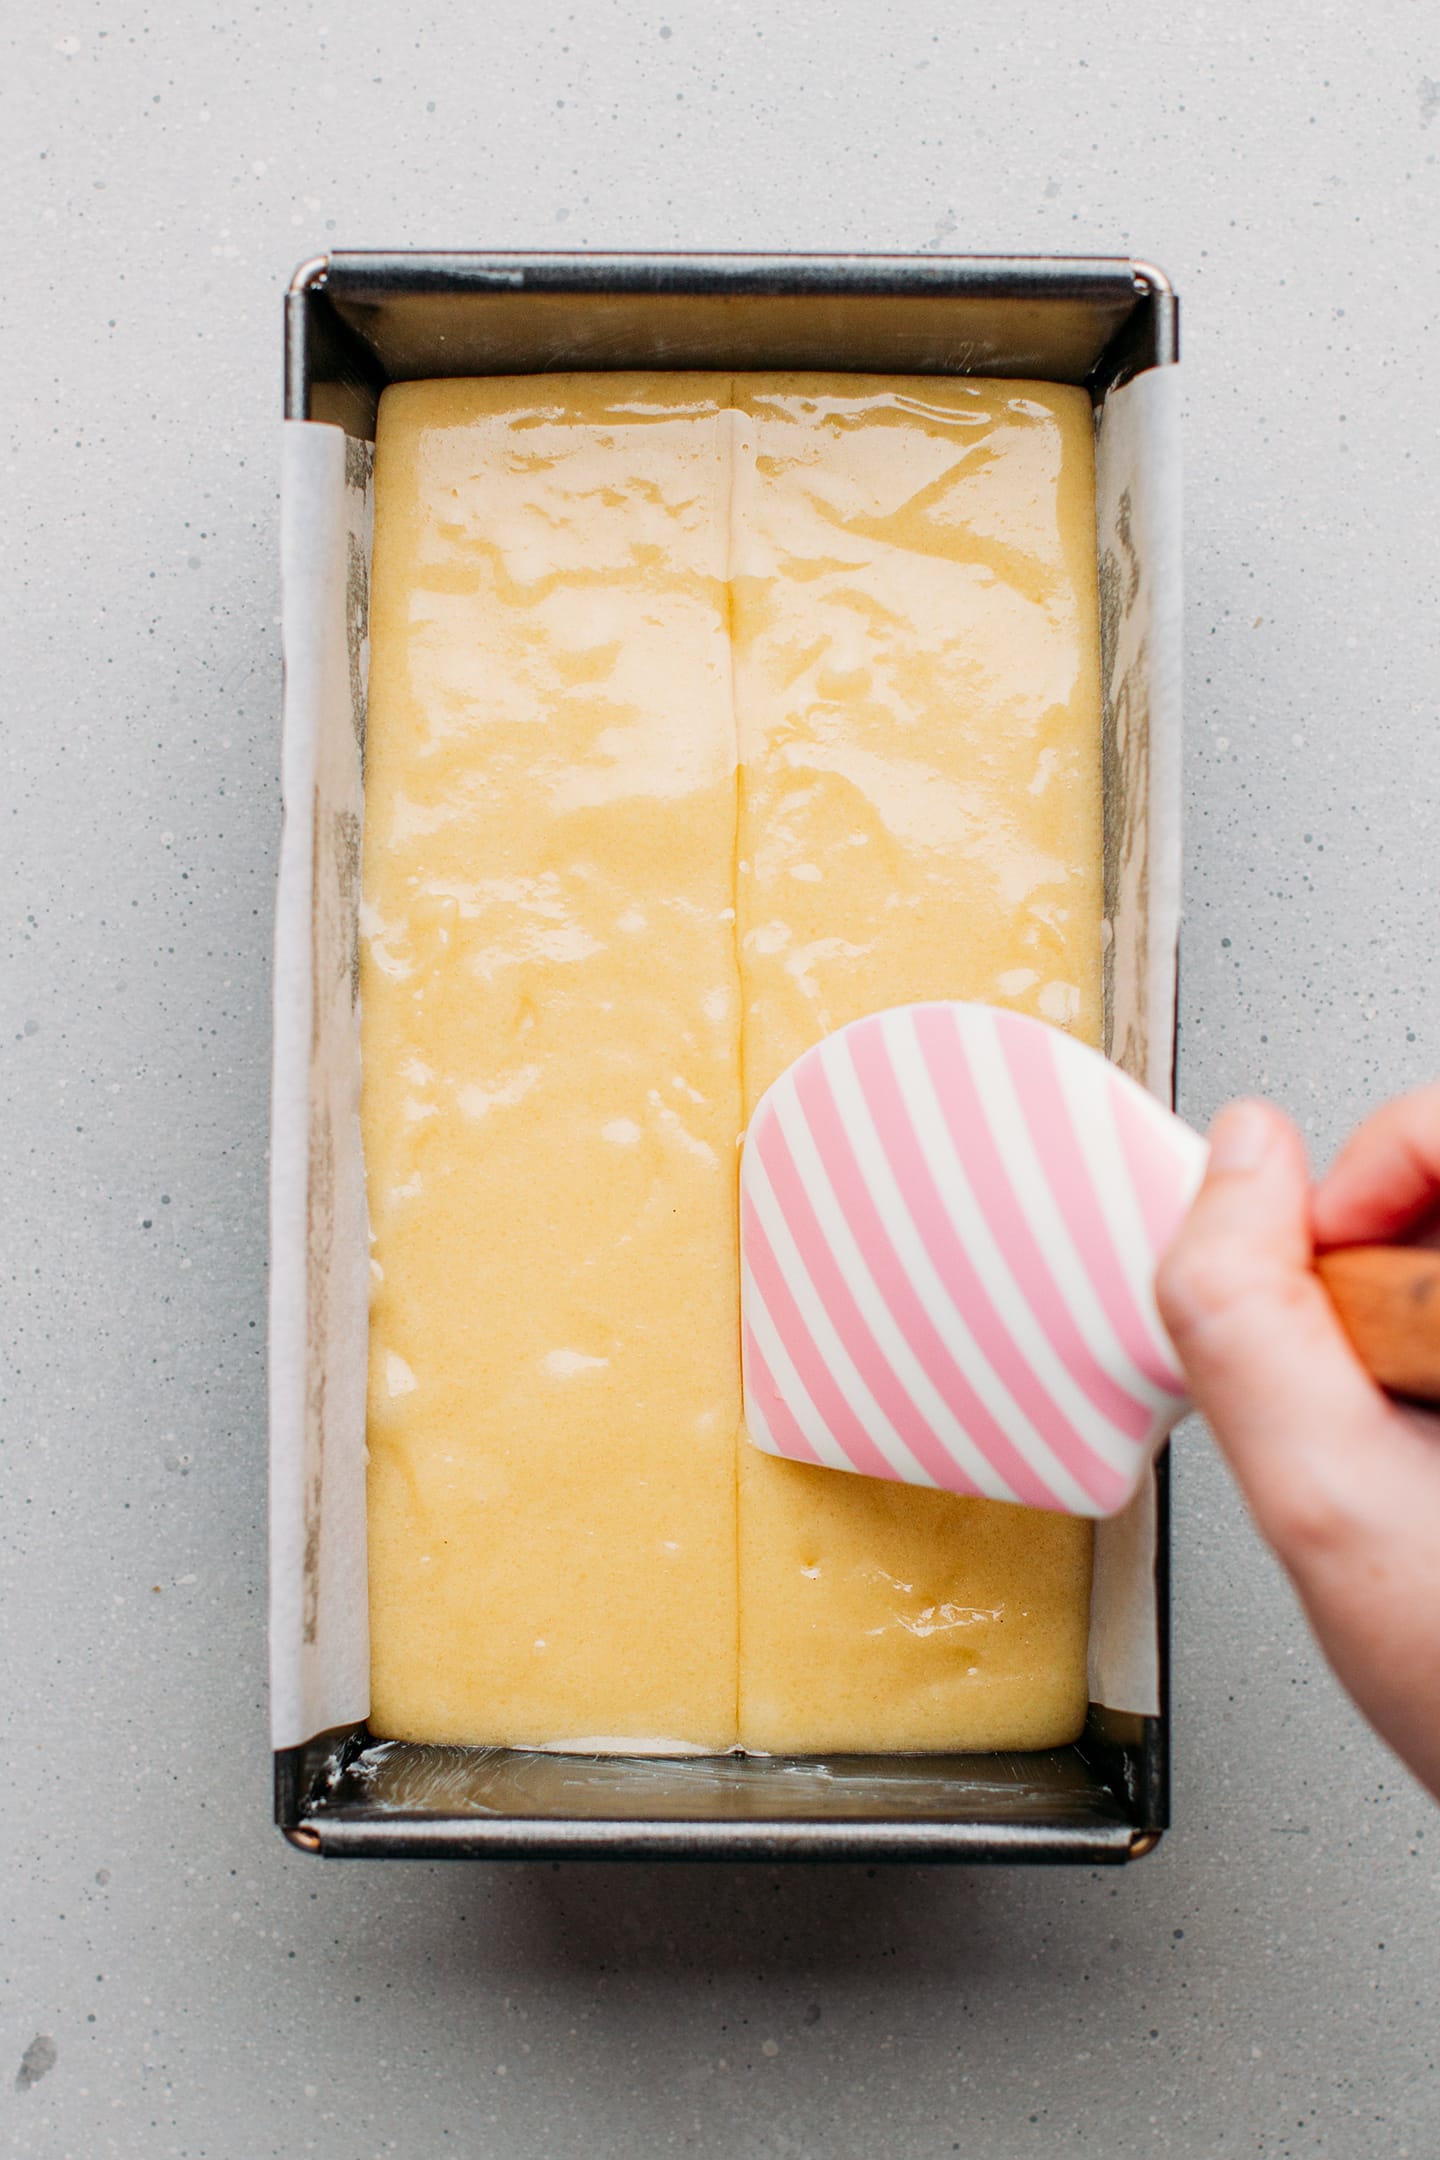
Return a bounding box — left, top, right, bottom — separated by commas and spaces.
5, 5, 1439, 2155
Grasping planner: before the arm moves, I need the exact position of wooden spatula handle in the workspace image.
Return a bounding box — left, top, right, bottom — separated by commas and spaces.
1315, 1245, 1440, 1404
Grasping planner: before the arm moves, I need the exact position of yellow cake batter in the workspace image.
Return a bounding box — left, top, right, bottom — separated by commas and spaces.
730, 378, 1099, 1752
362, 376, 742, 1748
362, 371, 1102, 1754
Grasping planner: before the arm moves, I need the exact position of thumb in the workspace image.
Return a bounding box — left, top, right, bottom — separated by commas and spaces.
1156, 1099, 1387, 1555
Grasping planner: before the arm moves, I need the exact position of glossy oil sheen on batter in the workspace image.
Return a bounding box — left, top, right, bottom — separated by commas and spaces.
362, 372, 1100, 1754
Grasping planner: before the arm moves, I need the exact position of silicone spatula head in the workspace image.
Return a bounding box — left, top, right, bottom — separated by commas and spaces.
739, 1001, 1208, 1520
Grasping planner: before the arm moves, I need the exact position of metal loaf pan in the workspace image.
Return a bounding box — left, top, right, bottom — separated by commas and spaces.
274, 251, 1181, 1862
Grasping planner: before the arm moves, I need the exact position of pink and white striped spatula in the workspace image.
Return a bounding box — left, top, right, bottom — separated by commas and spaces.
739, 1001, 1440, 1518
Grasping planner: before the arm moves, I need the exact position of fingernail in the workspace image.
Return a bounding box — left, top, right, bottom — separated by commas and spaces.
1207, 1100, 1274, 1175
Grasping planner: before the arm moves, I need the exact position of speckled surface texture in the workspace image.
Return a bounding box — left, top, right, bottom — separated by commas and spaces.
4, 5, 1439, 2155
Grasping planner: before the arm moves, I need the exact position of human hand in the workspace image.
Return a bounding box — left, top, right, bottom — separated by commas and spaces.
1155, 1086, 1440, 1802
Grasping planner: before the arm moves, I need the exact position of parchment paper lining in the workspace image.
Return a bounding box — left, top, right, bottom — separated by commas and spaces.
269, 363, 1181, 1749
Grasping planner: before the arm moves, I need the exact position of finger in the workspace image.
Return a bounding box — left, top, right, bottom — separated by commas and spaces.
1312, 1082, 1440, 1248
1156, 1099, 1395, 1553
